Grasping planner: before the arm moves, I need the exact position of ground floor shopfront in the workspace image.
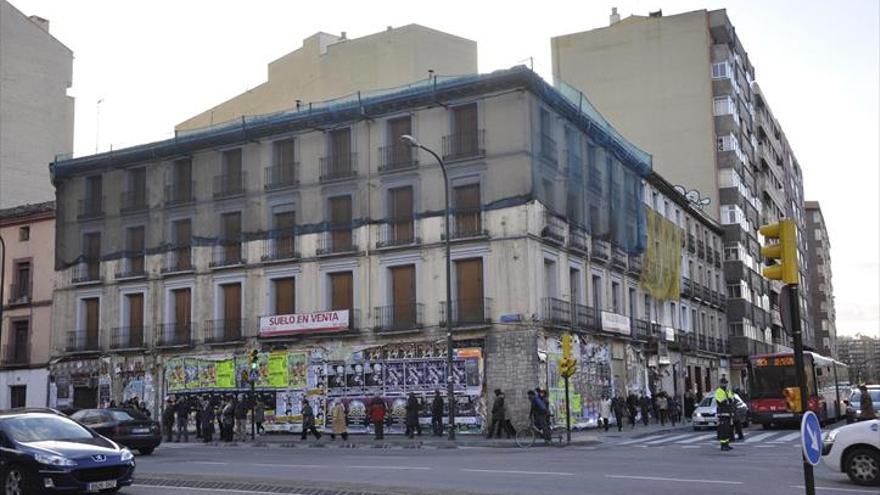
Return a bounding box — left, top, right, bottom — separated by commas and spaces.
0, 367, 49, 409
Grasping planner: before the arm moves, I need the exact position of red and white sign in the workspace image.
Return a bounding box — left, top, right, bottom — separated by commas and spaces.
259, 310, 350, 337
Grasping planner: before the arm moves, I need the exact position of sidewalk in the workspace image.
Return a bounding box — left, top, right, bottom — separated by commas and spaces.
167, 420, 690, 450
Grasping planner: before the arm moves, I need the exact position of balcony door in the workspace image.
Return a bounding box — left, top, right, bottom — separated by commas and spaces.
173, 288, 191, 340
391, 265, 416, 328
126, 226, 145, 274
223, 149, 243, 192
173, 220, 192, 270
329, 196, 352, 250
389, 186, 414, 243
273, 210, 296, 257
274, 138, 296, 182
128, 293, 144, 347
84, 233, 101, 279
455, 258, 483, 323
453, 184, 481, 236
84, 298, 100, 349
174, 159, 192, 199
388, 117, 412, 167
330, 272, 353, 312
222, 283, 242, 340
329, 128, 352, 169
222, 212, 242, 262
452, 104, 478, 156
13, 321, 28, 363
274, 278, 295, 315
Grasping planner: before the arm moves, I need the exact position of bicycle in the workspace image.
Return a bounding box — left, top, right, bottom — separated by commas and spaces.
515, 420, 564, 448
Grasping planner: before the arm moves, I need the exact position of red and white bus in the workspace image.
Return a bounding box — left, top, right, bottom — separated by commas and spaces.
749, 351, 848, 427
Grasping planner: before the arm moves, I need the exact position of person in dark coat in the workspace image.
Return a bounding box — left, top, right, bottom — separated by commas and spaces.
859, 384, 877, 420
626, 393, 638, 428
175, 397, 190, 442
234, 397, 248, 441
161, 397, 176, 443
202, 399, 215, 443
221, 399, 235, 442
255, 400, 266, 435
684, 391, 695, 421
638, 394, 650, 426
430, 390, 444, 437
369, 395, 387, 440
612, 395, 626, 432
405, 393, 421, 439
487, 389, 505, 439
193, 397, 203, 439
300, 399, 322, 440
528, 389, 550, 442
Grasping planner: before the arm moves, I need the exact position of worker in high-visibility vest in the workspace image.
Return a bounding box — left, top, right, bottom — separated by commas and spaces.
714, 377, 734, 451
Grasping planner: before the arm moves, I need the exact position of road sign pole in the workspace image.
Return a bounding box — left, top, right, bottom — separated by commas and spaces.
788, 285, 815, 495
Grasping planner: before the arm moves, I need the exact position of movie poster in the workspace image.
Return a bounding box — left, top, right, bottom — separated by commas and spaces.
384, 362, 405, 392
424, 360, 445, 391
346, 363, 366, 393
364, 362, 384, 391
405, 361, 426, 389
288, 352, 308, 389
326, 362, 346, 396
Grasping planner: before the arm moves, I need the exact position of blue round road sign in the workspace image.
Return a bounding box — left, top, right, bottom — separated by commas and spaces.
801, 411, 823, 466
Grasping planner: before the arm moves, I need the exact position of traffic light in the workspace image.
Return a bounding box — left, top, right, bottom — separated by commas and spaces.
250, 349, 259, 370
559, 357, 578, 378
561, 332, 572, 360
783, 386, 802, 413
759, 219, 799, 285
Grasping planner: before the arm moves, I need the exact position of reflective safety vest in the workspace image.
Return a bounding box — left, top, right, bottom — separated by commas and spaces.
714, 387, 734, 417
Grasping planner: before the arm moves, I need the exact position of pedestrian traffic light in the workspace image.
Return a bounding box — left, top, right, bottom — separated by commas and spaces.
759, 219, 799, 285
250, 349, 259, 370
559, 357, 578, 378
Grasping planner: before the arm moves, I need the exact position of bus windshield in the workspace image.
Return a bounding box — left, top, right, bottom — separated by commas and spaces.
750, 358, 814, 399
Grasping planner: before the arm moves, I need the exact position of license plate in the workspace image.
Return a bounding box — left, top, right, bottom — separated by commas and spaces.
87, 480, 117, 492
132, 427, 150, 434
774, 413, 794, 418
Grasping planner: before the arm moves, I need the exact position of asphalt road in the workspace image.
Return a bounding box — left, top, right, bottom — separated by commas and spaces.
118, 426, 872, 495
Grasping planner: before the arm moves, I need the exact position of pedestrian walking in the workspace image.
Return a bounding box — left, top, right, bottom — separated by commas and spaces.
369, 394, 387, 440
599, 395, 612, 432
858, 384, 876, 420
300, 399, 322, 440
501, 392, 516, 438
330, 401, 348, 441
626, 393, 638, 428
668, 396, 680, 426
161, 397, 176, 443
202, 399, 215, 443
488, 389, 506, 438
175, 397, 190, 443
194, 397, 203, 439
638, 394, 650, 426
684, 390, 695, 421
405, 393, 421, 439
234, 396, 248, 441
657, 392, 669, 426
528, 389, 551, 442
715, 378, 734, 451
430, 390, 444, 437
255, 400, 266, 435
221, 399, 235, 442
612, 395, 626, 432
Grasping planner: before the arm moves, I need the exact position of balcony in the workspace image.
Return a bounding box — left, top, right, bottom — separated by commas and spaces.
564, 150, 583, 177
66, 331, 101, 353
213, 172, 246, 198
204, 319, 246, 345
450, 210, 488, 240
611, 248, 628, 271
317, 226, 358, 256
681, 278, 693, 298
632, 319, 650, 341
706, 249, 714, 265
164, 182, 196, 206
162, 247, 193, 274
7, 284, 31, 305
262, 234, 300, 262
378, 144, 418, 173
110, 326, 145, 350
442, 130, 485, 162
568, 226, 588, 254
116, 254, 146, 279
377, 220, 420, 248
542, 297, 571, 327
687, 233, 696, 253
71, 261, 102, 285
590, 239, 611, 264
572, 303, 598, 331
264, 164, 300, 190
440, 298, 492, 327
697, 240, 706, 259
156, 323, 193, 348
627, 254, 643, 274
120, 190, 148, 214
541, 212, 566, 244
1, 344, 30, 367
319, 153, 358, 182
539, 134, 557, 166
210, 242, 245, 268
77, 197, 104, 220
373, 303, 425, 333
714, 250, 722, 268
698, 333, 708, 351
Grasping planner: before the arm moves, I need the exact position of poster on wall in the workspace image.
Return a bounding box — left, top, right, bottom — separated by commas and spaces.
346, 363, 366, 393
288, 353, 308, 389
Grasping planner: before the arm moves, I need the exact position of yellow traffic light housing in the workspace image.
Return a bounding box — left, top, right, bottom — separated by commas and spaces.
759, 219, 799, 285
561, 333, 572, 360
559, 357, 578, 378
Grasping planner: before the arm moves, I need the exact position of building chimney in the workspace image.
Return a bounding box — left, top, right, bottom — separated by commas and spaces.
340, 31, 347, 40
649, 9, 663, 18
609, 7, 621, 25
387, 26, 393, 32
28, 15, 50, 32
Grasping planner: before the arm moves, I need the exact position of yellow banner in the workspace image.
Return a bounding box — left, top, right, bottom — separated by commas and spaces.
640, 207, 682, 301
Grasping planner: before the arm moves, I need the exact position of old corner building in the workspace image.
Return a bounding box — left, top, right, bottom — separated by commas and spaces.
48, 65, 728, 433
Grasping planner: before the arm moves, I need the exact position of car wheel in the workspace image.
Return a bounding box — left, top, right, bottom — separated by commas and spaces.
4, 466, 25, 495
844, 447, 880, 486
139, 447, 155, 455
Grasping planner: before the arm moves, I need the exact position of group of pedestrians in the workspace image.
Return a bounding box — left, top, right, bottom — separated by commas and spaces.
594, 390, 681, 432
162, 394, 265, 444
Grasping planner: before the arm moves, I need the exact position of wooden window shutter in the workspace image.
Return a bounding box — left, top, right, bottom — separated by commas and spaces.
274, 278, 296, 315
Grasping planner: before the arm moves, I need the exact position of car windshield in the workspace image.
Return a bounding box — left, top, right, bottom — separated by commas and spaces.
109, 410, 143, 421
699, 397, 714, 407
3, 415, 94, 443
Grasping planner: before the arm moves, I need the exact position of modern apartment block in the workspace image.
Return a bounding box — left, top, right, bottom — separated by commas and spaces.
805, 201, 836, 357
837, 335, 880, 384
49, 67, 727, 429
0, 201, 55, 408
0, 1, 74, 207
551, 8, 814, 389
176, 25, 477, 132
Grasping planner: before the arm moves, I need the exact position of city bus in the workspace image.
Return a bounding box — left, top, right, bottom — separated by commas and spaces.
749, 351, 848, 427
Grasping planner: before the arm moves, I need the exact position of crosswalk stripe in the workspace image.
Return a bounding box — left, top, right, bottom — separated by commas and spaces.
675, 433, 716, 444
618, 434, 676, 445
770, 432, 802, 442
743, 432, 778, 443
643, 434, 694, 445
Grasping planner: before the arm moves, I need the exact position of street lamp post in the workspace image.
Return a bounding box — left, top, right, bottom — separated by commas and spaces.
400, 134, 456, 440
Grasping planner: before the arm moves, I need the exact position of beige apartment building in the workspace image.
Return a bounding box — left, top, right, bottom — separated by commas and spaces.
552, 9, 815, 389
49, 66, 727, 430
0, 201, 55, 408
0, 1, 74, 207
176, 25, 477, 132
805, 201, 836, 357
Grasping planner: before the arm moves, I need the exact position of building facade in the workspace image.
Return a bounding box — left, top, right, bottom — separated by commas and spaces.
0, 0, 74, 207
0, 201, 55, 408
176, 25, 477, 132
837, 335, 880, 384
805, 201, 836, 357
50, 67, 727, 431
551, 8, 814, 390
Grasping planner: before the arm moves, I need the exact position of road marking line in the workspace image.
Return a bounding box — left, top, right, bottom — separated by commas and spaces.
771, 432, 802, 442
132, 485, 306, 495
618, 434, 675, 445
189, 461, 229, 465
464, 469, 576, 476
606, 475, 742, 485
675, 434, 716, 444
791, 485, 880, 493
681, 445, 702, 449
349, 465, 432, 471
643, 434, 694, 445
251, 463, 328, 468
743, 432, 778, 443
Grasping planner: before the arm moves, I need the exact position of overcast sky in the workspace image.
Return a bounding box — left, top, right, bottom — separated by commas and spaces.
10, 0, 879, 338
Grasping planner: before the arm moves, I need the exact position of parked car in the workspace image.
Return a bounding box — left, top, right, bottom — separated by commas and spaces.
822, 419, 880, 486
692, 393, 749, 430
0, 409, 135, 493
850, 385, 880, 419
70, 408, 162, 455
